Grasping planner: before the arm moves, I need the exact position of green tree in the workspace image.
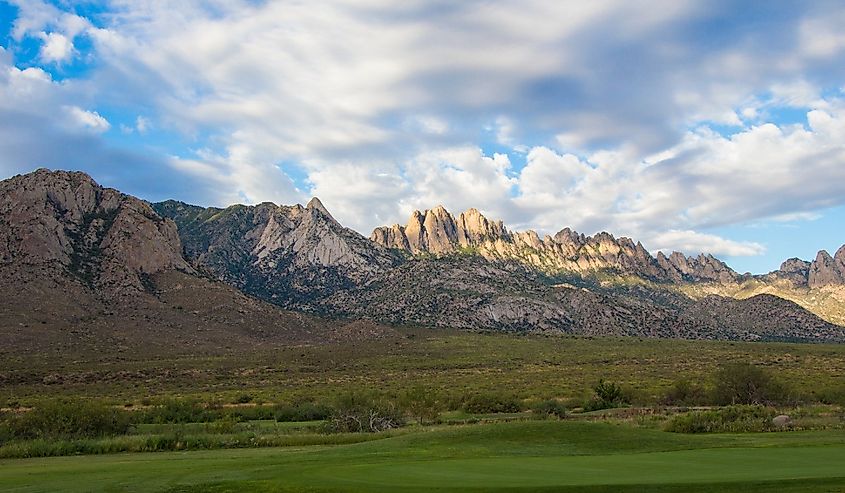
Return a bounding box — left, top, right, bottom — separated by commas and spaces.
585, 379, 628, 411
712, 363, 787, 405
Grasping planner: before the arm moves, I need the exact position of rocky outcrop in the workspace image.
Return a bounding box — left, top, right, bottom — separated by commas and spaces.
808, 248, 845, 288
371, 205, 739, 284
762, 246, 845, 288
0, 169, 190, 293
154, 196, 400, 310
768, 258, 812, 285
656, 251, 739, 284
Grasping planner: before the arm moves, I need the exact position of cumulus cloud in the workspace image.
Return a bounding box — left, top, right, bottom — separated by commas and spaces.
3, 1, 845, 268
10, 0, 92, 63
37, 32, 74, 62
66, 106, 110, 132
649, 231, 765, 258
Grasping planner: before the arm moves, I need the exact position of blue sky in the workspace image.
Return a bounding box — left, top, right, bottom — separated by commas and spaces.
1, 1, 845, 274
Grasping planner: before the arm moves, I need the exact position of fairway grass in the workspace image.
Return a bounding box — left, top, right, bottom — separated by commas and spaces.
2, 421, 845, 492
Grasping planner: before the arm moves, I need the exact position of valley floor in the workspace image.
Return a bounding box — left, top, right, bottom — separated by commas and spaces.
3, 329, 845, 405
2, 421, 845, 492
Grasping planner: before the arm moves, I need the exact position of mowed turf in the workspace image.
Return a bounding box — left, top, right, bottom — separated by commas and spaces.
2, 421, 845, 493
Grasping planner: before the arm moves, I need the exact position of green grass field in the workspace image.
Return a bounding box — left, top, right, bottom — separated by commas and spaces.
3, 421, 845, 492
3, 332, 845, 491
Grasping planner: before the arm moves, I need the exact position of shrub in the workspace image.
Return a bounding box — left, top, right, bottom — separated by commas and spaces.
1, 399, 131, 440
663, 379, 709, 406
462, 394, 522, 414
400, 386, 441, 424
234, 394, 254, 404
141, 399, 218, 424
274, 402, 333, 422
531, 399, 567, 419
584, 379, 628, 411
665, 405, 778, 433
712, 363, 789, 405
816, 386, 845, 406
326, 393, 404, 433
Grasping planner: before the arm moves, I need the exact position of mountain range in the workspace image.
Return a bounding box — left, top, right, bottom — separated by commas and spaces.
2, 168, 844, 356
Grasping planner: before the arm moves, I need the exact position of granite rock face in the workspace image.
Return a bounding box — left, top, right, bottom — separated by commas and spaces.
0, 169, 190, 293
763, 246, 845, 288
808, 248, 845, 288
372, 205, 740, 283
153, 196, 400, 310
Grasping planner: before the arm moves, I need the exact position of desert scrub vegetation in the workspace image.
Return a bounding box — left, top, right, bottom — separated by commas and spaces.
273, 400, 333, 422
583, 379, 629, 411
712, 362, 792, 405
0, 399, 130, 441
530, 399, 568, 418
325, 392, 405, 433
461, 393, 523, 414
660, 362, 794, 407
661, 379, 709, 406
664, 405, 780, 433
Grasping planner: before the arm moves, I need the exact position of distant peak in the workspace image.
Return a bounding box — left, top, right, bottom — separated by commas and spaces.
306, 196, 325, 210
305, 197, 338, 223
429, 204, 451, 215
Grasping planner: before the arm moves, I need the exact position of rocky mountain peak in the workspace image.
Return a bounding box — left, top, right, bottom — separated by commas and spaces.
370, 204, 739, 284
808, 248, 845, 287
153, 194, 399, 310
305, 197, 337, 224
0, 168, 190, 293
836, 244, 845, 263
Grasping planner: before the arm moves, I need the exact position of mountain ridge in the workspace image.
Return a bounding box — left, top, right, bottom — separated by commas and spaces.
371, 204, 844, 288
2, 169, 843, 344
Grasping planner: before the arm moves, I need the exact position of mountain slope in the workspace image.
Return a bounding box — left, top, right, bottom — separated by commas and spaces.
2, 169, 842, 345
0, 168, 190, 295
153, 198, 400, 310
0, 169, 396, 360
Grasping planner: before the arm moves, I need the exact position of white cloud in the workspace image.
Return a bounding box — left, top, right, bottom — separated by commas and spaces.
799, 11, 845, 59
135, 116, 151, 134
10, 0, 92, 63
37, 32, 74, 62
66, 106, 110, 133
412, 115, 448, 135
650, 230, 765, 257
4, 0, 845, 267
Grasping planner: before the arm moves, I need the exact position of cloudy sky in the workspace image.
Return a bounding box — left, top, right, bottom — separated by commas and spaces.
2, 1, 845, 273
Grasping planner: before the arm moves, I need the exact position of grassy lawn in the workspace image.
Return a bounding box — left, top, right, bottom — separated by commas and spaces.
2, 421, 845, 492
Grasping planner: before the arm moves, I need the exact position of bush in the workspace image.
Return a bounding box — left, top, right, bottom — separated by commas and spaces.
326, 393, 404, 433
462, 394, 522, 414
234, 394, 254, 404
663, 379, 709, 406
400, 386, 441, 424
274, 401, 333, 422
531, 399, 567, 419
665, 405, 778, 433
140, 399, 219, 424
1, 399, 131, 441
712, 363, 789, 405
584, 379, 628, 411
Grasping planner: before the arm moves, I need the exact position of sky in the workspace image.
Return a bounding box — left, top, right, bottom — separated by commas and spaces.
1, 1, 845, 274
